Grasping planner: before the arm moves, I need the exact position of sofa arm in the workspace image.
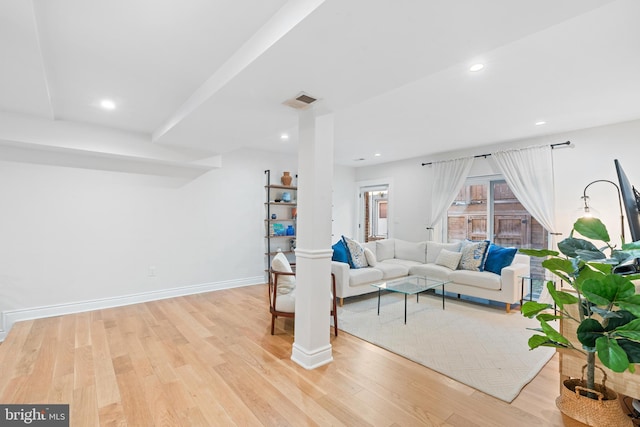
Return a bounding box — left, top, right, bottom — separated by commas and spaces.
331, 261, 350, 300
500, 262, 530, 300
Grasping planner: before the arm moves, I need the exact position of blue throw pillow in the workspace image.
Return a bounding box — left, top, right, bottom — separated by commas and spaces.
484, 244, 517, 275
332, 240, 350, 264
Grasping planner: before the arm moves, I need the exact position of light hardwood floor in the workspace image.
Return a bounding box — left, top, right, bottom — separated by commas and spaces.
0, 284, 566, 426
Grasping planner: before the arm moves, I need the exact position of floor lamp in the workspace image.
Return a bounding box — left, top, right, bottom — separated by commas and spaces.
581, 179, 625, 243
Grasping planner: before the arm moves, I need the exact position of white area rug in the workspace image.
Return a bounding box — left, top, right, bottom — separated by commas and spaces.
338, 292, 555, 402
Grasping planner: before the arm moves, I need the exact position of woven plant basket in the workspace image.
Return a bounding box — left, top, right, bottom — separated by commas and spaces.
556, 366, 632, 427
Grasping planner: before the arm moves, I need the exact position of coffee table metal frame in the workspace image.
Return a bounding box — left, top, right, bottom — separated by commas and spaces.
371, 275, 449, 324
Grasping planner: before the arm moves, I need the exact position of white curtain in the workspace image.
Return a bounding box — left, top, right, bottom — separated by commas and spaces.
491, 145, 557, 236
492, 145, 558, 302
427, 157, 474, 239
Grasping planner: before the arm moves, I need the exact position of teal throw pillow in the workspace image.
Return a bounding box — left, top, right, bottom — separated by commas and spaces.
332, 240, 350, 264
483, 244, 517, 275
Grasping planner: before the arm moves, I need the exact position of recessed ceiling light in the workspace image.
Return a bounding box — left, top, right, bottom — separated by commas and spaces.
535, 121, 546, 126
469, 63, 484, 72
280, 133, 289, 140
374, 153, 381, 157
100, 99, 116, 110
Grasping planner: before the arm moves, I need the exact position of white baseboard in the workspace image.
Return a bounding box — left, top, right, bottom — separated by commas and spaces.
0, 276, 263, 342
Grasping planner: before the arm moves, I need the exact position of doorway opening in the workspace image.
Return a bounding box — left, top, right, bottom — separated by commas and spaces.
359, 184, 389, 242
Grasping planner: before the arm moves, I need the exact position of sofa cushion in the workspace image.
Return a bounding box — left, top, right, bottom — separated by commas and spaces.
435, 249, 463, 270
342, 235, 369, 269
395, 239, 427, 263
459, 240, 490, 271
484, 244, 518, 275
380, 258, 423, 268
426, 241, 462, 263
375, 262, 410, 279
376, 239, 395, 261
331, 239, 350, 264
349, 267, 383, 287
409, 263, 452, 282
449, 270, 501, 291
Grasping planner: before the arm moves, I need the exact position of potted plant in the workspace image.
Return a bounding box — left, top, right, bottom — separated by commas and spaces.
520, 217, 640, 426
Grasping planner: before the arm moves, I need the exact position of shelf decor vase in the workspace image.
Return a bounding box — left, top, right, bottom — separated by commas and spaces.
281, 171, 293, 186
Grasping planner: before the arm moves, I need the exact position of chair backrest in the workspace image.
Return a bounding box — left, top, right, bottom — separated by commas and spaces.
270, 252, 296, 311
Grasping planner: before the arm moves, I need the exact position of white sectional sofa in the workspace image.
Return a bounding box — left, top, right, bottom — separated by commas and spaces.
331, 238, 530, 313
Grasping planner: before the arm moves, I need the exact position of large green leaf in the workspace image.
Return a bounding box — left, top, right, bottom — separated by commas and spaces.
536, 313, 562, 322
547, 282, 578, 310
574, 217, 610, 242
590, 306, 624, 320
558, 237, 601, 259
527, 334, 566, 349
616, 331, 640, 342
622, 241, 640, 250
596, 336, 629, 372
618, 339, 640, 363
577, 318, 605, 347
575, 249, 606, 260
587, 262, 612, 275
617, 296, 640, 317
541, 257, 576, 276
518, 248, 559, 258
582, 274, 636, 306
521, 301, 551, 318
540, 319, 570, 345
581, 278, 612, 305
605, 310, 640, 332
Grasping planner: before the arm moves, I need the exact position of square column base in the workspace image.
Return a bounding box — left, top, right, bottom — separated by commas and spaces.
291, 343, 333, 370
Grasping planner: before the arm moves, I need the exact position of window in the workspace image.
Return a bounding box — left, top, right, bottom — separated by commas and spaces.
447, 177, 548, 277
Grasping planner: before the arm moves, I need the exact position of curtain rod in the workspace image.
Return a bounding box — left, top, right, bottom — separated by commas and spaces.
420, 140, 571, 166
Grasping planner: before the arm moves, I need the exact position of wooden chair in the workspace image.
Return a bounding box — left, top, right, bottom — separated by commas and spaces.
269, 254, 338, 336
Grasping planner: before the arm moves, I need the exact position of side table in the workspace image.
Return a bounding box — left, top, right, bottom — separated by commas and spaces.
519, 275, 557, 311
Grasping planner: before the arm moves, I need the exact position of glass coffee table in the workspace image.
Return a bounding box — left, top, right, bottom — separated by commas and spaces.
371, 275, 449, 324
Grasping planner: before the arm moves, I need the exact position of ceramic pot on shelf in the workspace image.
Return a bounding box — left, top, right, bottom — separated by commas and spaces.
281, 172, 293, 186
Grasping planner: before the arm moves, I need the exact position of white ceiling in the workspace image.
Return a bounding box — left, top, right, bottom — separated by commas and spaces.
2, 0, 639, 166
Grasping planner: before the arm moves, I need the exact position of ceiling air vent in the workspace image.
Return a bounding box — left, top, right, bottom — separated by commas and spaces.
283, 92, 318, 110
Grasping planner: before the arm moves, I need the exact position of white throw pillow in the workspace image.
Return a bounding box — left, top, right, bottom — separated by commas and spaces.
426, 241, 462, 264
272, 252, 295, 291
364, 247, 377, 266
435, 249, 463, 270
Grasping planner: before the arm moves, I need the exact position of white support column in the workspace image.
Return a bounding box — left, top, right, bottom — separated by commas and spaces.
291, 107, 334, 369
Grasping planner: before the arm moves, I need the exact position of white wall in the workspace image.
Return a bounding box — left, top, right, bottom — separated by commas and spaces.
331, 118, 640, 247
3, 117, 639, 339
354, 158, 432, 241
331, 165, 356, 241
0, 144, 297, 338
